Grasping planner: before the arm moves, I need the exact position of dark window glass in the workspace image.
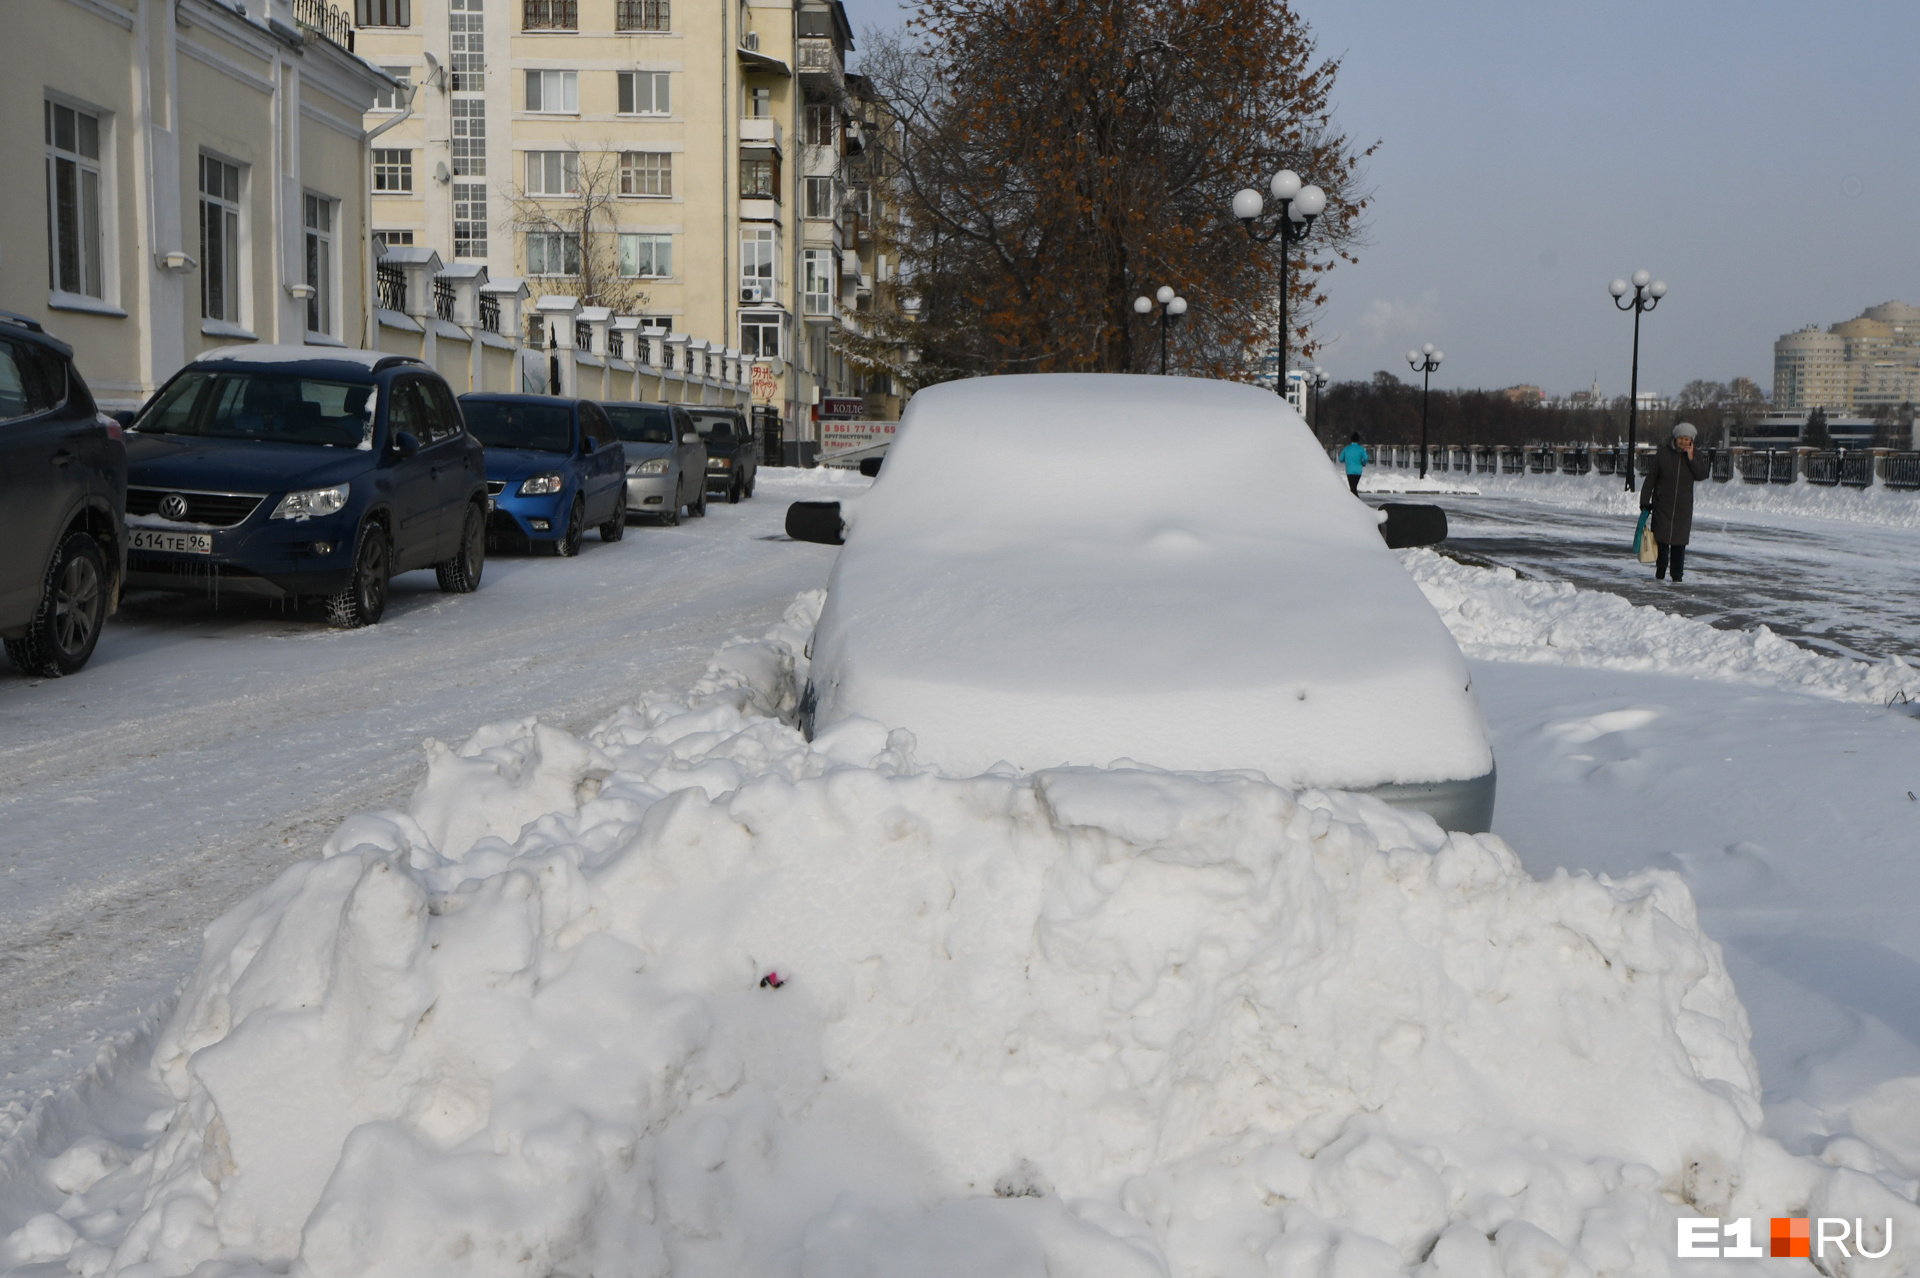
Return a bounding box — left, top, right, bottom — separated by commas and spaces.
131, 371, 374, 447
602, 404, 674, 443
579, 401, 612, 448
462, 399, 573, 452
422, 379, 464, 443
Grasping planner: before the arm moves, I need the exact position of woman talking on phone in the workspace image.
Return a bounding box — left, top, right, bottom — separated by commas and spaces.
1640, 421, 1711, 582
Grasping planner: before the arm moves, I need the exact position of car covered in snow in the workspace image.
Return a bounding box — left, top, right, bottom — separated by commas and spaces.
459, 394, 627, 555
123, 347, 486, 628
789, 373, 1496, 831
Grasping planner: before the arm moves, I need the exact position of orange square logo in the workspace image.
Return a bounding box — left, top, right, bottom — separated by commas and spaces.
1771, 1218, 1810, 1258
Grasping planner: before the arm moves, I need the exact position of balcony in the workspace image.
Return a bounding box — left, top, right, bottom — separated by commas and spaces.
294, 0, 354, 50
523, 0, 576, 30
738, 117, 782, 148
796, 37, 843, 91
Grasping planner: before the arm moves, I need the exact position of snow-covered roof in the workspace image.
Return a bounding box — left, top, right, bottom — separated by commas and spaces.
809, 373, 1492, 791
189, 344, 408, 371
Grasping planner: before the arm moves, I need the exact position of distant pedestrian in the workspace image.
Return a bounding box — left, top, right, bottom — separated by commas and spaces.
1640, 422, 1710, 582
1339, 433, 1369, 495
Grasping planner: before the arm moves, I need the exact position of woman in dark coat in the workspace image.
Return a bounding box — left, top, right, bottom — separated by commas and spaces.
1640, 421, 1711, 581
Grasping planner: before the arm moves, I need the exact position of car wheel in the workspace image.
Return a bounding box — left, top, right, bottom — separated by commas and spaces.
552, 496, 585, 557
689, 486, 707, 518
600, 489, 627, 542
435, 502, 486, 593
727, 479, 742, 504
4, 532, 108, 677
325, 521, 390, 628
662, 481, 682, 526
744, 473, 755, 498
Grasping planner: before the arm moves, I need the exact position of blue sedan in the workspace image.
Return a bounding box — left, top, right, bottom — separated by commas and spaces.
460, 394, 626, 556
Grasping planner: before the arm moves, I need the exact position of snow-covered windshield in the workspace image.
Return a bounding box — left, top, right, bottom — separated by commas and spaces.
133, 371, 373, 447
600, 404, 674, 444
463, 401, 573, 452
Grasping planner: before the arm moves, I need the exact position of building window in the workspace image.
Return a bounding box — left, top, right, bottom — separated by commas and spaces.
802, 249, 833, 316
45, 101, 105, 300
618, 233, 672, 278
372, 149, 412, 193
454, 182, 487, 258
525, 70, 578, 113
526, 231, 580, 276
198, 155, 241, 322
356, 0, 410, 26
449, 0, 484, 89
739, 156, 778, 199
522, 0, 575, 29
740, 311, 780, 359
373, 66, 412, 110
616, 0, 668, 31
804, 176, 836, 219
374, 229, 414, 251
618, 71, 670, 115
303, 194, 333, 335
451, 99, 486, 176
803, 103, 835, 147
619, 151, 672, 197
525, 151, 579, 196
745, 85, 772, 119
741, 226, 775, 299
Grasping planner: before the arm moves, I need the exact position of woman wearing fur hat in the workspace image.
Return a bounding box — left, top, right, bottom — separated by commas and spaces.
1639, 422, 1711, 581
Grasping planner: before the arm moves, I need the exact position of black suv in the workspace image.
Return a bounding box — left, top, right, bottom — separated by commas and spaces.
688, 408, 757, 503
0, 312, 125, 676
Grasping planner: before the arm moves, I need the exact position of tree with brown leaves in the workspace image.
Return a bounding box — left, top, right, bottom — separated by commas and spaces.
851, 0, 1369, 387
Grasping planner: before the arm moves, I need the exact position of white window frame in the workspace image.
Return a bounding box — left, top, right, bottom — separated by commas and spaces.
373, 66, 412, 111
740, 226, 775, 298
525, 151, 579, 197
450, 99, 486, 177
802, 248, 833, 316
618, 232, 672, 279
449, 0, 484, 91
619, 151, 672, 198
45, 97, 113, 307
526, 231, 581, 277
198, 153, 245, 325
804, 176, 836, 220
618, 71, 671, 116
371, 147, 413, 194
373, 229, 415, 252
303, 193, 336, 339
745, 85, 772, 119
525, 70, 579, 115
453, 182, 488, 259
739, 310, 781, 359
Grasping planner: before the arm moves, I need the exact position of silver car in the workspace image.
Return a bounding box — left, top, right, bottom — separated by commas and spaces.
601, 402, 708, 524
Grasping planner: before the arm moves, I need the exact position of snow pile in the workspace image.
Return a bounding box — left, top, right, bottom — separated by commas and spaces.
1357, 471, 1481, 496
1405, 549, 1920, 706
1464, 471, 1920, 530
8, 596, 1916, 1277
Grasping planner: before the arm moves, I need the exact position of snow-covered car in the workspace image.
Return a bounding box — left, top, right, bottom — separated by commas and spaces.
791, 373, 1496, 831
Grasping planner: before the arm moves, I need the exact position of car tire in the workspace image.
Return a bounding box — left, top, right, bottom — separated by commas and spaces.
436, 502, 486, 593
4, 532, 108, 677
600, 489, 627, 542
727, 479, 742, 504
689, 486, 707, 519
744, 473, 755, 498
662, 481, 681, 526
325, 521, 390, 628
552, 496, 585, 557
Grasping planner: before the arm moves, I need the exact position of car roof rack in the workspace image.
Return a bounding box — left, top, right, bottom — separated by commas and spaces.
0, 309, 46, 333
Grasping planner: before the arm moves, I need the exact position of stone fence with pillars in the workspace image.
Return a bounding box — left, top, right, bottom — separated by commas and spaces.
1350, 442, 1920, 492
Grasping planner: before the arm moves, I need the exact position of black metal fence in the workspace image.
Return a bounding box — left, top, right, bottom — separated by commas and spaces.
1362, 442, 1920, 491
432, 276, 455, 322
478, 292, 500, 333
375, 262, 405, 313
294, 0, 354, 50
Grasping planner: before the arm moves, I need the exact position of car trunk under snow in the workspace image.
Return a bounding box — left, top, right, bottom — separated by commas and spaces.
802, 373, 1496, 830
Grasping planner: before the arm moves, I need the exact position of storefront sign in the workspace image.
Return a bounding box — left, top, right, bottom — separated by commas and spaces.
819, 419, 897, 455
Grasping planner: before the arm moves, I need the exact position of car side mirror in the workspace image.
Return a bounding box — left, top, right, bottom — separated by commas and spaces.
1378, 502, 1447, 549
581, 435, 597, 454
858, 456, 884, 477
785, 500, 844, 545
111, 409, 137, 428
393, 431, 421, 460
682, 432, 699, 445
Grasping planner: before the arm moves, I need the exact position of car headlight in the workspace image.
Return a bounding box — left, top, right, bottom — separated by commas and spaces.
520, 472, 564, 495
628, 458, 669, 476
270, 484, 349, 520
709, 456, 732, 468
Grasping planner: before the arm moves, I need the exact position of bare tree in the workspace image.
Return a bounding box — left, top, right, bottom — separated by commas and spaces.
506, 144, 652, 319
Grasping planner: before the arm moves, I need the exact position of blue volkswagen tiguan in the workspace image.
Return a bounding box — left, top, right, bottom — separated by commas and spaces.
123, 346, 488, 627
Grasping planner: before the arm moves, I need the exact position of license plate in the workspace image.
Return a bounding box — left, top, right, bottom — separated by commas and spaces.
130, 528, 212, 555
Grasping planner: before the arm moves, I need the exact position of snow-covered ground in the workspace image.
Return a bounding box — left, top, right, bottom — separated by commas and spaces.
4, 473, 1919, 1275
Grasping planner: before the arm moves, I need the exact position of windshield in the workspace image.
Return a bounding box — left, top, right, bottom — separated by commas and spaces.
463, 400, 573, 452
601, 403, 675, 444
135, 371, 374, 448
688, 413, 740, 440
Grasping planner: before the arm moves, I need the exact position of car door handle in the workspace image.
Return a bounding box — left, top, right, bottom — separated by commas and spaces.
51, 449, 75, 466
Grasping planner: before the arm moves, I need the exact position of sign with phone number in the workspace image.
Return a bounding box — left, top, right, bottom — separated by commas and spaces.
819, 420, 897, 453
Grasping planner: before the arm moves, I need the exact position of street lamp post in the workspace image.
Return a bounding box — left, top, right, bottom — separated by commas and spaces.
1132, 286, 1189, 375
1609, 270, 1667, 491
1310, 364, 1329, 433
1230, 170, 1327, 394
1406, 344, 1443, 478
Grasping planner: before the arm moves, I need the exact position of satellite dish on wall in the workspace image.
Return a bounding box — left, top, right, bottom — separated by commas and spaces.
434, 161, 451, 184
422, 49, 447, 89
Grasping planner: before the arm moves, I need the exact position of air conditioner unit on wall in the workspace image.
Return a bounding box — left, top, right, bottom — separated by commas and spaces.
741, 285, 764, 303
741, 31, 760, 50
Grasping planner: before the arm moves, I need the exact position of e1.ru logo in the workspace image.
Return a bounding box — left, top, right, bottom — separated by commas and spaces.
1678, 1216, 1894, 1259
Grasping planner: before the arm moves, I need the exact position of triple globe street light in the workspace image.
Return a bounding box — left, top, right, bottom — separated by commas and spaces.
1231, 170, 1327, 394
1133, 285, 1189, 376
1609, 270, 1667, 491
1407, 344, 1443, 478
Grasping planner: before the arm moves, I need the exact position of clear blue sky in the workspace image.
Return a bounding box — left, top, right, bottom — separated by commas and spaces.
840, 0, 1919, 396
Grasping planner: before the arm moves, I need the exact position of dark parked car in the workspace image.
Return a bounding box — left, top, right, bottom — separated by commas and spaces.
600, 401, 707, 524
123, 346, 487, 628
0, 312, 125, 676
687, 408, 757, 503
460, 394, 626, 555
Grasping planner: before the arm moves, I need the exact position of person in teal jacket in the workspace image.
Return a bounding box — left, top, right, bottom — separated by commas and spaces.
1339, 433, 1369, 494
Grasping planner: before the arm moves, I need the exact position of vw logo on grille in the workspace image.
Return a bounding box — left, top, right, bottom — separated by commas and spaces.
159, 493, 189, 521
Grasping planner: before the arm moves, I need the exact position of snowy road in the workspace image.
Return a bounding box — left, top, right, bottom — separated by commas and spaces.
1415, 485, 1920, 664
0, 470, 863, 1121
